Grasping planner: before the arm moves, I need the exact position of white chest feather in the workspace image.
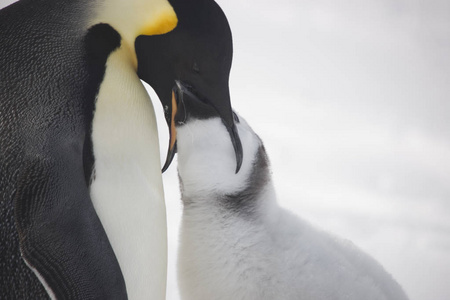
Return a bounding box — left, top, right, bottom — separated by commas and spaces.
89, 47, 167, 300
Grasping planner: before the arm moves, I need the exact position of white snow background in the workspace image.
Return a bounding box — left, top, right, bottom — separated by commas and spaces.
1, 0, 449, 300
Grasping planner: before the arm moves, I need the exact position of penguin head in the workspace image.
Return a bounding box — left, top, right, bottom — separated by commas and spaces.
173, 85, 263, 198
135, 0, 243, 173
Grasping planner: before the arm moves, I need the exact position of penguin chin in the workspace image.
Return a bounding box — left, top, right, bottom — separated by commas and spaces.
176, 113, 260, 198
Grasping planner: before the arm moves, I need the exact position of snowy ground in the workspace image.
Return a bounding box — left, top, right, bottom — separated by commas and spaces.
2, 0, 449, 299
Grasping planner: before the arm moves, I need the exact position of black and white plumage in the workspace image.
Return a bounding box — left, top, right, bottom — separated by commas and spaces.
0, 0, 177, 298
173, 94, 410, 300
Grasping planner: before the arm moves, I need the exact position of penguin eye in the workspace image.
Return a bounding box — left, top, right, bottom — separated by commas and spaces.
193, 62, 200, 74
232, 112, 240, 123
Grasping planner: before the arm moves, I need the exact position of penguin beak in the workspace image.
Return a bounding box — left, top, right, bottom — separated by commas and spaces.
161, 81, 243, 174
161, 89, 178, 173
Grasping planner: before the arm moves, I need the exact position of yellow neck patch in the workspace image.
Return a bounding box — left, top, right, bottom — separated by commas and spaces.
141, 8, 178, 36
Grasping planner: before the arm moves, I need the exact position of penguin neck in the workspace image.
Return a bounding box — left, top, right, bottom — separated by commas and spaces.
88, 0, 177, 67
181, 145, 277, 220
185, 179, 277, 209
89, 45, 167, 299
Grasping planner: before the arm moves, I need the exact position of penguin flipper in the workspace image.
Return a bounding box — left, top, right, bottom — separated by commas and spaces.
14, 156, 127, 299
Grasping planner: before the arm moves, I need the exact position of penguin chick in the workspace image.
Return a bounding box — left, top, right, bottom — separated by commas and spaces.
174, 91, 409, 300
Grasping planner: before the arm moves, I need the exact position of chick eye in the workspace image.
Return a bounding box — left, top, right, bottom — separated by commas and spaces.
193, 62, 200, 73
232, 111, 240, 123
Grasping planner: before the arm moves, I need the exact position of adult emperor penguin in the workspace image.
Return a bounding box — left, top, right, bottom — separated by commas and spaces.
0, 0, 177, 299
136, 1, 410, 299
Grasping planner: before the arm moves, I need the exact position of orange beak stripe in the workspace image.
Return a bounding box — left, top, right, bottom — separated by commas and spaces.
169, 91, 178, 152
